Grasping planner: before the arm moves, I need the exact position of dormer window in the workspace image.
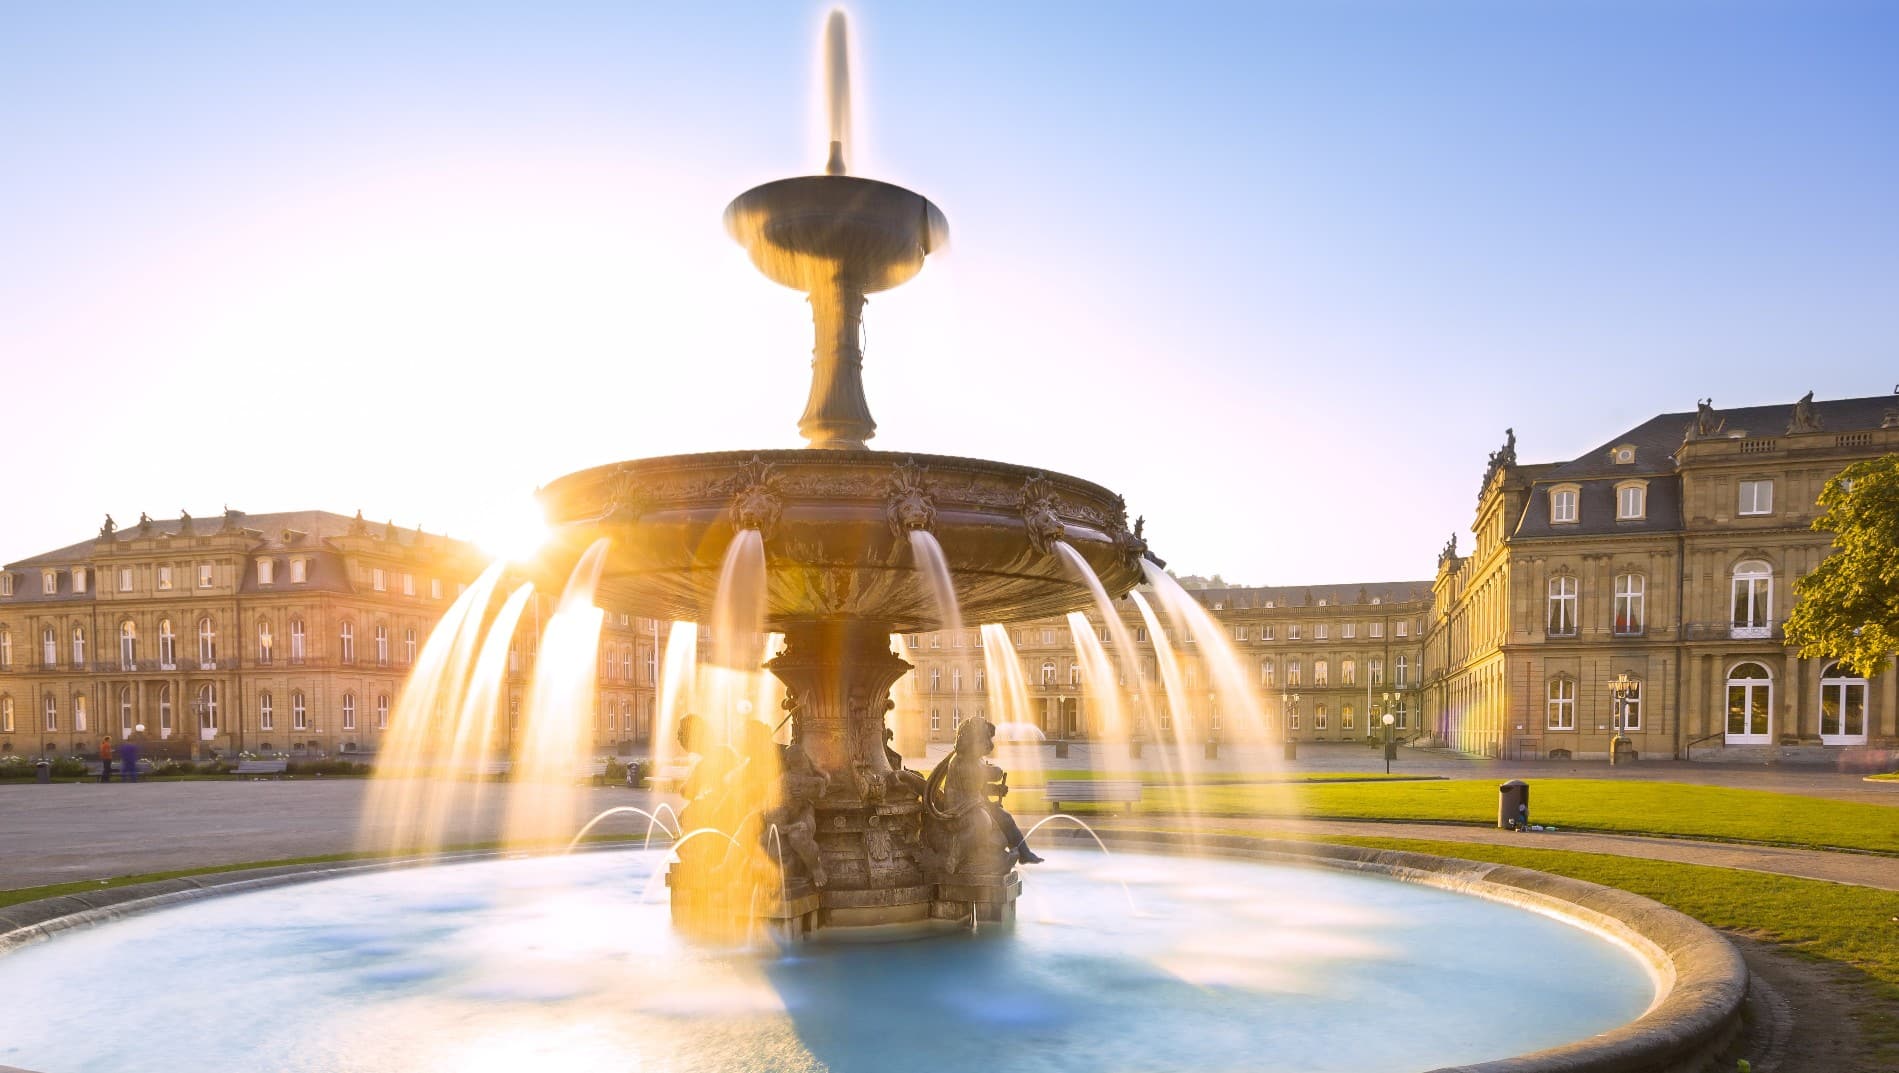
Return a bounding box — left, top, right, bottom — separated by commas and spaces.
42, 570, 58, 595
72, 567, 88, 594
289, 558, 307, 584
1615, 481, 1647, 521
257, 558, 275, 585
372, 567, 386, 592
1612, 445, 1636, 465
0, 574, 12, 597
1550, 486, 1580, 524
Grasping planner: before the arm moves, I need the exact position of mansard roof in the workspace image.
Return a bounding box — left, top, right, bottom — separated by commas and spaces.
1182, 580, 1434, 610
5, 511, 474, 570
1539, 392, 1895, 481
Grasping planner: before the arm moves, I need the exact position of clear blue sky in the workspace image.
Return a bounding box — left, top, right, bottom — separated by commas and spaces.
3, 1, 1894, 583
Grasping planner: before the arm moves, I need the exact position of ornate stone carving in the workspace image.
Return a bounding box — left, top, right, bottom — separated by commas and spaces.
883, 458, 937, 536
922, 717, 1041, 875
1686, 398, 1725, 440
1787, 390, 1823, 434
1019, 473, 1067, 555
98, 514, 116, 539
177, 510, 193, 536
1477, 428, 1517, 499
726, 455, 784, 539
598, 464, 650, 526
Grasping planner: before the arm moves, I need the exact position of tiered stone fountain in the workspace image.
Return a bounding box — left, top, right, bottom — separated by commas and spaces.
536, 19, 1153, 938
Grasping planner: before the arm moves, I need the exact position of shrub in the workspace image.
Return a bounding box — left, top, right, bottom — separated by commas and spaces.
50, 757, 88, 778
0, 756, 35, 779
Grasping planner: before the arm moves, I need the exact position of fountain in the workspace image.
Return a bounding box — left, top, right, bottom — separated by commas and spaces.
527, 12, 1151, 938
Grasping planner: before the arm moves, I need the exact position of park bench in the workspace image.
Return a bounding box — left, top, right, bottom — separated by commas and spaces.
233, 759, 289, 778
577, 760, 609, 785
1044, 779, 1142, 814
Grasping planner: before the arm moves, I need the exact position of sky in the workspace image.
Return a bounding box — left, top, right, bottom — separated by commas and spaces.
2, 1, 1895, 583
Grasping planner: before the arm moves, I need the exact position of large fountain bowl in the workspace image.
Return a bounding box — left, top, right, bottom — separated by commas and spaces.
537, 449, 1146, 632
725, 175, 949, 293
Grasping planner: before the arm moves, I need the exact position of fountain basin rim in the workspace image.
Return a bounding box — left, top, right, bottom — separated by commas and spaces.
0, 834, 1744, 1073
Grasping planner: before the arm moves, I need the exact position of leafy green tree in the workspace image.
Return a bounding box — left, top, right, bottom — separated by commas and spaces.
1786, 455, 1899, 676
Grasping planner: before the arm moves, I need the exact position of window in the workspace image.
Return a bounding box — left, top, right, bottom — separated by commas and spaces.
644, 646, 656, 684
157, 565, 173, 590
907, 634, 920, 649
196, 684, 216, 732
952, 668, 963, 692
42, 626, 56, 666
1040, 662, 1056, 686
619, 645, 631, 681
1314, 659, 1329, 685
1341, 623, 1355, 639
260, 692, 274, 731
340, 622, 356, 663
1134, 626, 1148, 643
1393, 698, 1409, 730
119, 622, 138, 669
1818, 663, 1868, 745
1286, 659, 1301, 686
198, 563, 214, 588
158, 619, 175, 668
1550, 487, 1579, 524
1547, 576, 1578, 636
118, 686, 132, 734
930, 633, 941, 649
71, 626, 86, 665
0, 629, 9, 669
1369, 622, 1383, 639
1611, 574, 1645, 635
1726, 663, 1771, 743
1738, 479, 1774, 516
42, 570, 57, 595
1288, 624, 1302, 640
257, 621, 273, 664
1259, 625, 1274, 640
1286, 708, 1297, 731
1342, 658, 1356, 686
197, 617, 216, 665
72, 567, 87, 594
430, 578, 443, 600
73, 694, 88, 733
1259, 659, 1275, 687
1233, 625, 1246, 641
118, 567, 132, 592
1370, 658, 1383, 685
1315, 624, 1328, 640
1616, 482, 1646, 520
931, 708, 941, 731
1342, 704, 1355, 730
1614, 681, 1643, 732
930, 668, 941, 692
1069, 663, 1081, 686
289, 619, 306, 662
1, 696, 12, 733
375, 624, 389, 664
257, 559, 274, 585
975, 668, 986, 692
342, 693, 356, 731
1730, 560, 1772, 638
1547, 678, 1575, 730
290, 558, 307, 584
1315, 704, 1328, 731
1614, 446, 1635, 465
1395, 620, 1408, 638
158, 685, 172, 732
1396, 656, 1409, 686
377, 694, 389, 730
44, 694, 58, 731
402, 573, 415, 596
293, 692, 308, 731
372, 568, 386, 591
1039, 628, 1055, 646
0, 573, 11, 596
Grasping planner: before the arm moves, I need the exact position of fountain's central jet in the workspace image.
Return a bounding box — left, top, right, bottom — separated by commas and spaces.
723, 10, 948, 451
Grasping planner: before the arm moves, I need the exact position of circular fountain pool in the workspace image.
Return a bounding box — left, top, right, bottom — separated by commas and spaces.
0, 847, 1660, 1073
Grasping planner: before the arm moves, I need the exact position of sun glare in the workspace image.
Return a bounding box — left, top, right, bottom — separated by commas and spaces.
479, 498, 553, 563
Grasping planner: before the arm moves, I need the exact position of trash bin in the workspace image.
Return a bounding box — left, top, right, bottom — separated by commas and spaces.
1498, 779, 1530, 830
35, 759, 52, 784
1053, 739, 1070, 760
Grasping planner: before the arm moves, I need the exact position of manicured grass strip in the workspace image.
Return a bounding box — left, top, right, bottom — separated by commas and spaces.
1023, 779, 1899, 854
1025, 770, 1424, 787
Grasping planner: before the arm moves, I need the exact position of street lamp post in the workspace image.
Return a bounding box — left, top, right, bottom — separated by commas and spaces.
1381, 711, 1396, 774
1606, 672, 1634, 766
1281, 691, 1300, 761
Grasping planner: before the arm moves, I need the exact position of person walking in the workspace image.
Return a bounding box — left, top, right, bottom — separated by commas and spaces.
98, 736, 114, 783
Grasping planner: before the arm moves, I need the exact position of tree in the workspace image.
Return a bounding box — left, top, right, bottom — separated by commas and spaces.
1785, 455, 1899, 677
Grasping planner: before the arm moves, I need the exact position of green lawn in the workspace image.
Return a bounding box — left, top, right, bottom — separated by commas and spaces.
1012, 778, 1899, 854
1024, 769, 1425, 787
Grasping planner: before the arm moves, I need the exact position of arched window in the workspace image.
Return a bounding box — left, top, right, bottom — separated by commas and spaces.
118, 686, 132, 734
42, 626, 56, 666
1069, 663, 1081, 686
293, 691, 308, 731
71, 625, 86, 666
339, 621, 355, 663
1546, 677, 1576, 730
73, 694, 88, 733
197, 617, 217, 665
120, 621, 137, 670
1040, 661, 1056, 686
1314, 659, 1329, 685
1725, 662, 1771, 743
289, 619, 305, 662
1730, 561, 1773, 637
1260, 658, 1276, 687
0, 629, 10, 669
1370, 658, 1383, 685
260, 691, 274, 731
196, 684, 217, 732
1342, 704, 1355, 730
158, 619, 176, 669
1342, 658, 1356, 686
1614, 574, 1645, 635
376, 694, 390, 730
1547, 575, 1578, 636
374, 624, 388, 665
1613, 679, 1643, 731
1314, 703, 1328, 730
1819, 662, 1868, 745
43, 693, 58, 732
1286, 658, 1302, 686
1, 696, 13, 734
157, 684, 173, 733
257, 620, 274, 664
405, 628, 418, 664
342, 693, 356, 731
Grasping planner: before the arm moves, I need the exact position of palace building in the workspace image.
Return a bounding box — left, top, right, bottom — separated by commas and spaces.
1424, 391, 1899, 761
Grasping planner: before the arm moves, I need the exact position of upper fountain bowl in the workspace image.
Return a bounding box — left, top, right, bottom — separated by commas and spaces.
725, 175, 949, 293
536, 449, 1148, 632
